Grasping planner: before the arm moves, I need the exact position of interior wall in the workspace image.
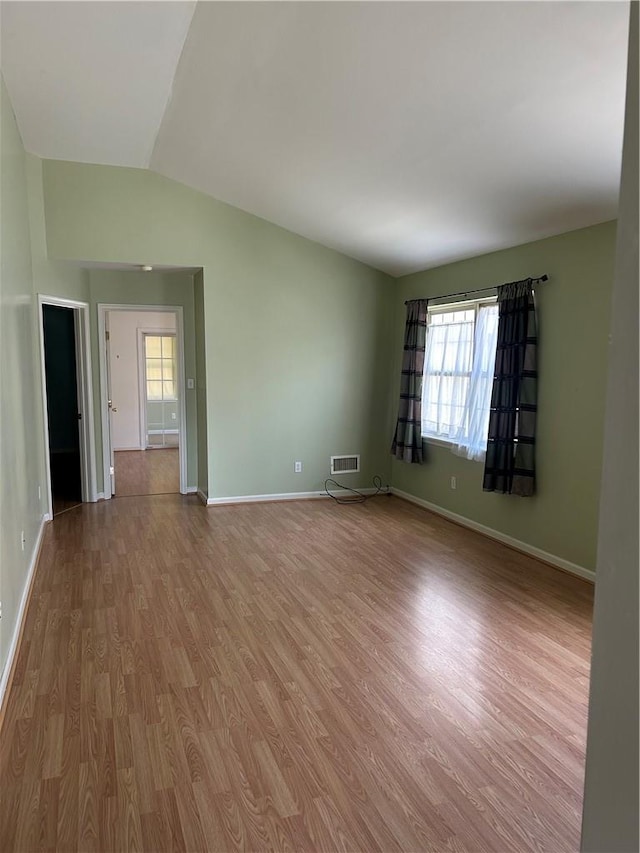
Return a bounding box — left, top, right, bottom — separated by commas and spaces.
88, 270, 198, 492
581, 3, 639, 848
106, 309, 177, 450
0, 76, 44, 684
390, 221, 617, 573
25, 153, 89, 303
42, 160, 395, 499
193, 270, 208, 496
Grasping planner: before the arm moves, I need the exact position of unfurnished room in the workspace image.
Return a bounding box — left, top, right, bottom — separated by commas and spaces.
0, 2, 637, 852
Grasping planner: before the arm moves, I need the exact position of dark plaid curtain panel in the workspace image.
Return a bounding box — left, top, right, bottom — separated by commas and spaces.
391, 299, 428, 464
483, 280, 537, 496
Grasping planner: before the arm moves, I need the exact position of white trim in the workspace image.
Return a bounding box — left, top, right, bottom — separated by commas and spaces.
0, 514, 48, 712
147, 429, 179, 436
96, 492, 106, 501
38, 295, 98, 519
391, 488, 595, 583
197, 489, 209, 505
422, 435, 458, 448
113, 446, 144, 452
427, 293, 497, 313
98, 304, 188, 497
202, 488, 379, 507
186, 486, 198, 494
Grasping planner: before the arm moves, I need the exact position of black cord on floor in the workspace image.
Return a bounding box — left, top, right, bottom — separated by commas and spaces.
324, 474, 391, 505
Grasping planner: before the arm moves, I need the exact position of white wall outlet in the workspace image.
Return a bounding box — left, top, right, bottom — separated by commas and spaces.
171, 412, 177, 420
450, 476, 457, 490
294, 461, 303, 473
187, 378, 195, 390
21, 530, 26, 551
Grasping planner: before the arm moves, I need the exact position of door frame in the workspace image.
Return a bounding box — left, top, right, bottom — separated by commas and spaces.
98, 304, 187, 496
38, 295, 98, 517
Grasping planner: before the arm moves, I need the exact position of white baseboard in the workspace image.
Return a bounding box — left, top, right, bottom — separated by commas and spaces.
113, 445, 143, 452
202, 487, 380, 507
185, 486, 198, 494
0, 514, 49, 713
391, 487, 595, 583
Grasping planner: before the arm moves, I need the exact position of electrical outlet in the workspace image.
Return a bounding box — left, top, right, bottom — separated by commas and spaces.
294, 461, 303, 473
21, 530, 26, 551
450, 476, 457, 490
38, 485, 41, 501
171, 412, 177, 420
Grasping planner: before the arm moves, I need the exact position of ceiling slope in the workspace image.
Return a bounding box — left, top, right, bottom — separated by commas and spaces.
1, 1, 195, 167
151, 1, 628, 274
1, 1, 629, 274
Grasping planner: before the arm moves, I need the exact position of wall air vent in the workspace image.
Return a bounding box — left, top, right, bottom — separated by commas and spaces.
330, 454, 360, 475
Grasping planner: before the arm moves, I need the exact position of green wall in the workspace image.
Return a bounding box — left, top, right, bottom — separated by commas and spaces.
26, 153, 89, 302
0, 77, 45, 682
87, 269, 198, 493
390, 221, 616, 572
42, 160, 395, 499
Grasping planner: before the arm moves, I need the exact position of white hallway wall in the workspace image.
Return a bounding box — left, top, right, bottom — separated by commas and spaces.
107, 309, 176, 450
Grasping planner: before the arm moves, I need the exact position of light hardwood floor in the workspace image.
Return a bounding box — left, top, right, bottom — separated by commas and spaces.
0, 494, 593, 852
114, 448, 179, 497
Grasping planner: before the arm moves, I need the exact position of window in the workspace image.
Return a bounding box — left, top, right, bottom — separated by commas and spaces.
422, 297, 499, 460
144, 334, 177, 401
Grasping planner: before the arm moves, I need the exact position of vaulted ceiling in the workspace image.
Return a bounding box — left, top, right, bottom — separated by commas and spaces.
1, 1, 629, 275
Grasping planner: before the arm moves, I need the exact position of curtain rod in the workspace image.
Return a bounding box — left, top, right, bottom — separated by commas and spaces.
404, 274, 548, 305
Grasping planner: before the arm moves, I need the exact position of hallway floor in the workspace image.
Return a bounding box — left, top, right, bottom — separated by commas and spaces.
114, 448, 179, 497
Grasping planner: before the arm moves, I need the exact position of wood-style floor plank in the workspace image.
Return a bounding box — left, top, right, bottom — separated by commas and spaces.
114, 448, 179, 497
0, 494, 593, 851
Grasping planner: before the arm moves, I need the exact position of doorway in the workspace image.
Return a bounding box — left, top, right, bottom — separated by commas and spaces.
38, 296, 97, 517
99, 305, 187, 498
43, 305, 81, 514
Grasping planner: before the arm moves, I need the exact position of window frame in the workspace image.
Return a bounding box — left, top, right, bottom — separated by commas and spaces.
143, 332, 178, 403
421, 294, 497, 447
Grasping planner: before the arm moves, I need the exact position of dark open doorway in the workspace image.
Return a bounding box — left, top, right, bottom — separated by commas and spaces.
42, 304, 82, 515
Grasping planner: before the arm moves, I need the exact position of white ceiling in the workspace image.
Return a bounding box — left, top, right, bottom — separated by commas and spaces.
1, 1, 196, 166
1, 1, 629, 276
